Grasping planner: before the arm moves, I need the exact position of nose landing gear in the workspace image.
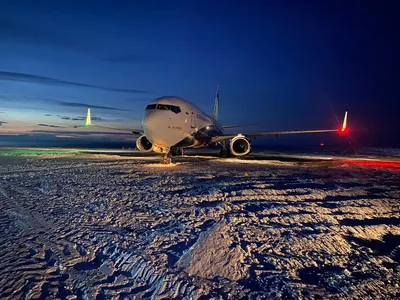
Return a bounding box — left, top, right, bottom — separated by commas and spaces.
160, 152, 172, 164
160, 147, 184, 164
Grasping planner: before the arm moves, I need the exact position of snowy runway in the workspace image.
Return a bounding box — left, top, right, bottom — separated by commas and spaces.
0, 151, 399, 299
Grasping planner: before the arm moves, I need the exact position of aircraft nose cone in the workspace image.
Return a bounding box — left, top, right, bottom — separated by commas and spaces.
143, 110, 184, 148
143, 112, 161, 142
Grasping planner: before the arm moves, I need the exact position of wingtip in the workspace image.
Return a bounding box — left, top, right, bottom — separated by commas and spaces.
339, 111, 348, 134
85, 108, 92, 126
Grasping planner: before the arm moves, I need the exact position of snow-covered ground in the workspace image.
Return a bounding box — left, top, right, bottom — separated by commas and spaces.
0, 150, 399, 299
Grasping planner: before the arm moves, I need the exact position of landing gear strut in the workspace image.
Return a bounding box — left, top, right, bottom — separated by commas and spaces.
160, 152, 172, 164
218, 141, 231, 158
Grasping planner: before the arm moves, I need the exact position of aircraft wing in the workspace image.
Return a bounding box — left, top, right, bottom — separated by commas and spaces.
211, 111, 348, 144
222, 124, 257, 129
73, 108, 143, 135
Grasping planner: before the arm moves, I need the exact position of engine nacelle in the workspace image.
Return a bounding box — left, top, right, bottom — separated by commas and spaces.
230, 134, 251, 156
136, 135, 153, 152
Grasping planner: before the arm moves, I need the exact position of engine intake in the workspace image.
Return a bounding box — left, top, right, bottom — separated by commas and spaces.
136, 135, 153, 152
230, 134, 251, 156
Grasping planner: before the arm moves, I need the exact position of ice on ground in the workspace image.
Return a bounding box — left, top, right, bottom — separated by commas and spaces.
177, 221, 249, 281
0, 151, 399, 299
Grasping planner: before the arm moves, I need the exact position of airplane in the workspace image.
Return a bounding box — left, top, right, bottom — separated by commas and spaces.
79, 86, 348, 164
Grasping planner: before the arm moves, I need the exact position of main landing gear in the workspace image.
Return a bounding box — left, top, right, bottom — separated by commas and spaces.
218, 141, 231, 158
170, 148, 184, 156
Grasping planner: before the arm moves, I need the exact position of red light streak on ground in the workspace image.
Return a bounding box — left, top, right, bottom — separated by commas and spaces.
339, 158, 400, 169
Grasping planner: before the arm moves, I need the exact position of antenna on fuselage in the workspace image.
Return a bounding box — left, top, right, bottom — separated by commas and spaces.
213, 84, 219, 120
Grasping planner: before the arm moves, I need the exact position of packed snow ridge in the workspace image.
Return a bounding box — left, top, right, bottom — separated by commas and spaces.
0, 153, 399, 299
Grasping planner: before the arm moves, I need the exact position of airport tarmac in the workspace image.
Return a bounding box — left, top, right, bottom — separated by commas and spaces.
0, 148, 399, 299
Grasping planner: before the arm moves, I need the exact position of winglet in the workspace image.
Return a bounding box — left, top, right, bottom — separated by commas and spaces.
341, 111, 348, 132
213, 84, 219, 120
85, 108, 92, 127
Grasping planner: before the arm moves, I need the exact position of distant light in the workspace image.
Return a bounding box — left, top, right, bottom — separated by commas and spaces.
320, 143, 324, 147
206, 126, 210, 130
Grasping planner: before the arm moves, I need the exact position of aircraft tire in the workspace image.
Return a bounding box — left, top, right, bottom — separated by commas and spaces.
171, 148, 184, 156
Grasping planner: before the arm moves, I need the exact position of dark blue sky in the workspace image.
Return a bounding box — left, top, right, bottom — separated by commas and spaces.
0, 1, 398, 146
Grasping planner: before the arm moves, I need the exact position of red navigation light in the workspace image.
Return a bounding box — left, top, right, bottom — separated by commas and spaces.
338, 126, 349, 135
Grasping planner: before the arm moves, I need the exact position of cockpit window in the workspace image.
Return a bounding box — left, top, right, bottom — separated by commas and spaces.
157, 104, 170, 110
146, 104, 156, 110
171, 106, 181, 114
156, 104, 181, 114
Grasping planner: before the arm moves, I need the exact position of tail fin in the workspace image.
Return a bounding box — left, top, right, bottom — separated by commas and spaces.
85, 108, 92, 127
213, 84, 219, 120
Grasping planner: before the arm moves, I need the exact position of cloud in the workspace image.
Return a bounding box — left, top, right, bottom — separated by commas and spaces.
47, 113, 123, 124
58, 115, 118, 122
0, 19, 86, 51
37, 123, 64, 128
0, 121, 8, 125
44, 114, 52, 116
91, 117, 104, 121
0, 71, 148, 94
57, 100, 133, 111
31, 130, 133, 136
55, 114, 103, 121
56, 115, 71, 120
23, 96, 133, 112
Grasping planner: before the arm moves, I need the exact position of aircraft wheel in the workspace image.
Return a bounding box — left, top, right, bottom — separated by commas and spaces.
160, 153, 172, 164
171, 148, 184, 156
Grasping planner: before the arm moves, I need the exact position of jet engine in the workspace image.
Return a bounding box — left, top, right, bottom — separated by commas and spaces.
230, 134, 251, 156
136, 135, 153, 152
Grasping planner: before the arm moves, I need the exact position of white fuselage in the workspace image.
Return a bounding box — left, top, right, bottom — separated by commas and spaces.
142, 96, 223, 153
